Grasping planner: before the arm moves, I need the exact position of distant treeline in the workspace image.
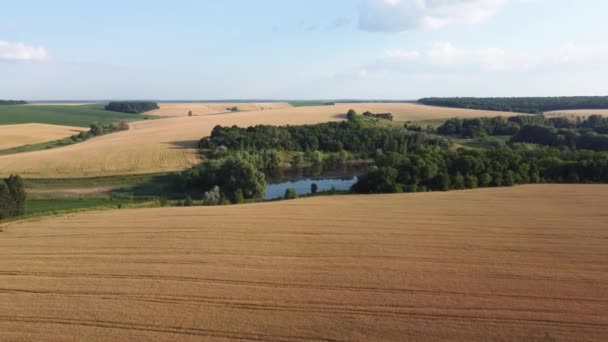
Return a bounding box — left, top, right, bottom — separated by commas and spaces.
0, 175, 26, 220
0, 100, 27, 105
418, 97, 608, 114
105, 102, 159, 114
437, 115, 608, 152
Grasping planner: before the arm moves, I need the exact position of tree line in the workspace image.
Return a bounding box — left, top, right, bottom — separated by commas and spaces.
200, 119, 448, 157
352, 146, 608, 194
0, 100, 27, 105
436, 114, 608, 152
419, 97, 608, 114
69, 121, 130, 143
362, 111, 394, 121
0, 175, 26, 220
105, 102, 159, 114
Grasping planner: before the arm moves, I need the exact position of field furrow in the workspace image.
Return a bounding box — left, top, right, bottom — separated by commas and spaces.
1, 185, 607, 341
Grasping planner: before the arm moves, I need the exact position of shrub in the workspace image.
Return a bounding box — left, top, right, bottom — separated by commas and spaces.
202, 186, 222, 205
284, 188, 297, 199
310, 183, 318, 194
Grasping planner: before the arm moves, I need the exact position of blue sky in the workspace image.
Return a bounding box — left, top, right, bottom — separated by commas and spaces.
1, 0, 607, 100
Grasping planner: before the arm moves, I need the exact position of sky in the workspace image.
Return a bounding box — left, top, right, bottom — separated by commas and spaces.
1, 0, 608, 100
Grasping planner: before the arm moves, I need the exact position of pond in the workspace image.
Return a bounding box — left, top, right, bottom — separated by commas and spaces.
263, 164, 370, 200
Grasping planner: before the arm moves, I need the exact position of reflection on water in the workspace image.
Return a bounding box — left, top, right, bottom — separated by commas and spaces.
264, 164, 369, 200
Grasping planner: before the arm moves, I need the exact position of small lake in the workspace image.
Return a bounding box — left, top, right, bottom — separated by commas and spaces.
263, 164, 369, 200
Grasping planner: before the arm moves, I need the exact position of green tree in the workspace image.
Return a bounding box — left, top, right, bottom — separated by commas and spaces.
184, 195, 193, 206
202, 186, 222, 205
4, 175, 25, 216
284, 188, 297, 200
346, 109, 357, 121
310, 183, 318, 194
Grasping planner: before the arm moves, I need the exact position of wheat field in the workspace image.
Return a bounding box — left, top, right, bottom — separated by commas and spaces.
1, 185, 606, 341
147, 102, 293, 117
0, 123, 85, 150
0, 103, 517, 178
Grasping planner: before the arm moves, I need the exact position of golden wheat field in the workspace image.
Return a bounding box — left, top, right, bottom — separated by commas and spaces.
0, 103, 516, 178
147, 102, 293, 117
1, 185, 606, 341
0, 123, 85, 150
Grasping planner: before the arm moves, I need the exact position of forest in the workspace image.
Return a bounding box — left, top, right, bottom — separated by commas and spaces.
436, 115, 608, 151
105, 101, 159, 114
189, 114, 448, 202
353, 146, 608, 194
188, 109, 608, 201
200, 115, 446, 156
0, 100, 28, 105
418, 96, 608, 114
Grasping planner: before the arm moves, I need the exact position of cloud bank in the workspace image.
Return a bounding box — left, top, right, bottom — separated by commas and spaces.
0, 40, 47, 62
359, 0, 508, 32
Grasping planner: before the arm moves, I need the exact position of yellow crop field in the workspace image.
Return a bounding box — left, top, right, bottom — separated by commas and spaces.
0, 123, 85, 150
0, 103, 517, 178
1, 185, 606, 341
147, 102, 293, 117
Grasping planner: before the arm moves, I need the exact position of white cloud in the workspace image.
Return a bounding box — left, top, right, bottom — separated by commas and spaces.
359, 0, 508, 32
383, 42, 608, 72
385, 48, 420, 60
0, 40, 47, 62
426, 42, 465, 65
553, 42, 608, 64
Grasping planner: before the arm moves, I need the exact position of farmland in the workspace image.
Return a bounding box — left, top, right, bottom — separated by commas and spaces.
0, 104, 155, 126
0, 102, 516, 178
1, 185, 606, 341
0, 123, 85, 150
147, 102, 293, 117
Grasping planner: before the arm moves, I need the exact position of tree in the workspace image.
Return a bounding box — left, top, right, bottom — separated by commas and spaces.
284, 188, 297, 199
351, 167, 402, 193
184, 195, 193, 206
90, 123, 104, 136
310, 183, 318, 194
292, 153, 305, 168
0, 175, 26, 219
202, 186, 222, 205
4, 175, 25, 216
346, 109, 357, 121
0, 183, 12, 219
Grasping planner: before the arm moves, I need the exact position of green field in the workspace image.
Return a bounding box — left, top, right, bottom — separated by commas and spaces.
23, 198, 155, 217
0, 104, 156, 126
0, 137, 77, 156
288, 101, 334, 107
453, 136, 511, 149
